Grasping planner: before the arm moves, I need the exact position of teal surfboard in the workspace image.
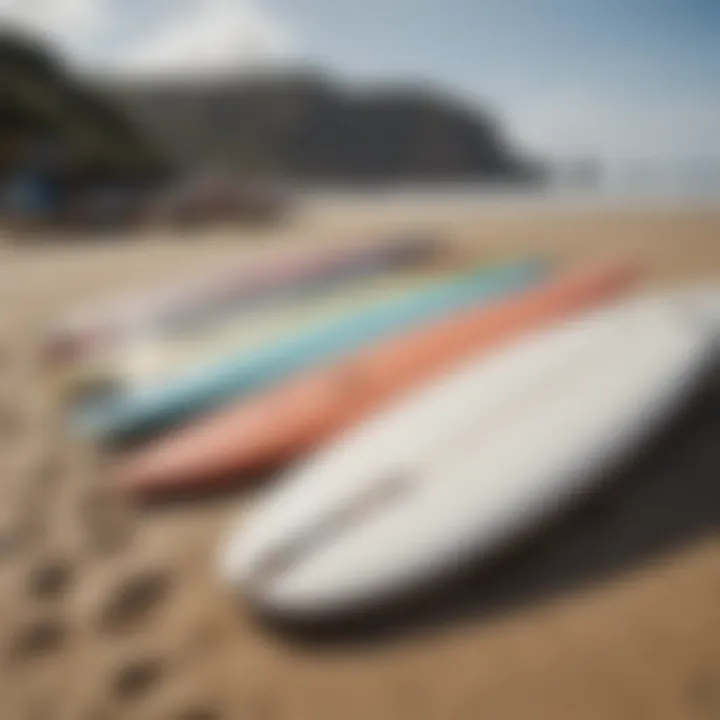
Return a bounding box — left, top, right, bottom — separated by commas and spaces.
77, 259, 548, 440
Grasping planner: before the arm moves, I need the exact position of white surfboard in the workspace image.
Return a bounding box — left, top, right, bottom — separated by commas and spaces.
219, 289, 720, 618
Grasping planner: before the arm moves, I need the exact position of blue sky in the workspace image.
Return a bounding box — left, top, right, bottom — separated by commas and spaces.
1, 0, 718, 160
265, 0, 720, 159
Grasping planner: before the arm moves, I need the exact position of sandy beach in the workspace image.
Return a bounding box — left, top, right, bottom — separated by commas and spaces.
0, 201, 718, 720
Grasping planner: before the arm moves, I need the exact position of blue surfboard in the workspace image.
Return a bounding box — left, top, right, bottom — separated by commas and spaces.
78, 259, 548, 440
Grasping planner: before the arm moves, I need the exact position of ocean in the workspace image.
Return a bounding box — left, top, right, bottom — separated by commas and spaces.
298, 160, 720, 214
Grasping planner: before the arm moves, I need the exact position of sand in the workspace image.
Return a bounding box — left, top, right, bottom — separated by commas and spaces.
0, 201, 718, 719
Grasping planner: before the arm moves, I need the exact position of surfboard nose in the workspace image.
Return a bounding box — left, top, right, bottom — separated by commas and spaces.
218, 515, 305, 597
217, 531, 325, 615
219, 469, 413, 611
219, 533, 368, 617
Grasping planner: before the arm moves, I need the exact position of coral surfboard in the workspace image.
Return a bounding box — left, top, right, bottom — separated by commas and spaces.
116, 261, 638, 498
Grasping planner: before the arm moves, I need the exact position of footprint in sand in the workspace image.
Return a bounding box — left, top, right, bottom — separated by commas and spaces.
27, 557, 74, 600
97, 569, 172, 633
5, 615, 66, 663
685, 670, 720, 717
112, 657, 163, 701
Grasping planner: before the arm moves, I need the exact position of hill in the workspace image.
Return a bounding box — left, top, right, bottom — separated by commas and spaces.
1, 32, 544, 185
111, 73, 544, 183
0, 32, 166, 184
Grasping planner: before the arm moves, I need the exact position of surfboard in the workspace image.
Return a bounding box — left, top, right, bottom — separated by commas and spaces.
55, 262, 484, 401
76, 259, 547, 440
44, 231, 443, 365
220, 289, 719, 618
115, 261, 638, 498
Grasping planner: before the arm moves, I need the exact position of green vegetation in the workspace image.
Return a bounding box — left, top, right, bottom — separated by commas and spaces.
0, 32, 166, 181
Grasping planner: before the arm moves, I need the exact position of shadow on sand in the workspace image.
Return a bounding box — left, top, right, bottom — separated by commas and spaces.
255, 375, 720, 648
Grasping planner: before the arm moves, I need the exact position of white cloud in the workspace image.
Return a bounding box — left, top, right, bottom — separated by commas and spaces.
113, 0, 294, 77
0, 0, 100, 33
0, 0, 295, 76
0, 0, 107, 62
